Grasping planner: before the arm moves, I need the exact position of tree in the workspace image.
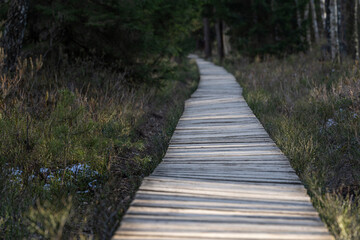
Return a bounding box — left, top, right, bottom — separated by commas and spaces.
354, 0, 359, 60
295, 0, 302, 29
213, 1, 227, 62
337, 0, 346, 55
305, 2, 312, 50
320, 0, 327, 32
222, 23, 231, 55
310, 0, 320, 43
202, 2, 213, 59
325, 0, 331, 43
26, 0, 202, 86
203, 17, 212, 59
220, 0, 304, 58
215, 19, 224, 62
330, 0, 340, 62
1, 0, 29, 71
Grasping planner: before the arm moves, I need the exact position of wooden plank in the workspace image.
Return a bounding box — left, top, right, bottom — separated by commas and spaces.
113, 55, 333, 239
142, 176, 307, 192
163, 154, 288, 161
134, 193, 314, 208
138, 184, 309, 200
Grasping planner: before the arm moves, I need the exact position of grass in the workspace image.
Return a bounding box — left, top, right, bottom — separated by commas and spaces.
0, 51, 199, 239
223, 50, 360, 239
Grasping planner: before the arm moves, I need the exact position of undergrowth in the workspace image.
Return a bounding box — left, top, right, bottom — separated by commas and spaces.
0, 49, 199, 239
224, 51, 360, 239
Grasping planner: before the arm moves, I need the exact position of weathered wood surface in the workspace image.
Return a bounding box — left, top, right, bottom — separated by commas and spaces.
113, 55, 333, 240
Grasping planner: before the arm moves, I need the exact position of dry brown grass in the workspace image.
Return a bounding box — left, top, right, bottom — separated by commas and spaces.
224, 51, 360, 239
0, 48, 199, 239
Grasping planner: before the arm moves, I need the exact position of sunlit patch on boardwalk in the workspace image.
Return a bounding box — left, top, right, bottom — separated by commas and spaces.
113, 55, 333, 239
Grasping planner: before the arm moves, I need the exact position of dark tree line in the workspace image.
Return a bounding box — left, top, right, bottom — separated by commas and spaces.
200, 0, 360, 63
1, 0, 360, 78
1, 0, 202, 85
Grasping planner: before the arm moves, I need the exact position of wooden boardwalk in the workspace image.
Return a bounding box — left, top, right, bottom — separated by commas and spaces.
113, 56, 333, 240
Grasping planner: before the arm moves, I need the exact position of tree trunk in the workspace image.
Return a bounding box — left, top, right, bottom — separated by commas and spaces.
215, 20, 224, 63
305, 3, 312, 50
337, 0, 346, 55
1, 0, 30, 72
251, 0, 261, 51
252, 0, 258, 26
310, 0, 320, 43
355, 0, 359, 60
203, 17, 212, 59
271, 0, 280, 41
330, 0, 340, 62
320, 0, 326, 31
295, 0, 302, 29
222, 23, 231, 55
325, 0, 331, 42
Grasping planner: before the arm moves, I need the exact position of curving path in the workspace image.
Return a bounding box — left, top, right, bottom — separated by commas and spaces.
113, 55, 333, 240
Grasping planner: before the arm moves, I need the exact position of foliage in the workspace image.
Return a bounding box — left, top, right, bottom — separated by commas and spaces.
25, 0, 202, 86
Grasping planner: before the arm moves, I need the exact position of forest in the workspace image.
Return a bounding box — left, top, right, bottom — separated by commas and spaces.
0, 0, 359, 239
